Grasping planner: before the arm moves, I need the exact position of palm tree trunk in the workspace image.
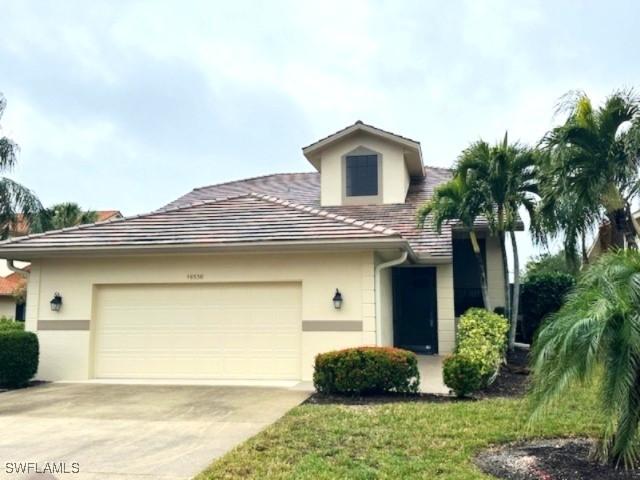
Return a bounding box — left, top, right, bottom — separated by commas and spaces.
508, 230, 520, 350
624, 205, 638, 250
498, 231, 511, 322
581, 232, 589, 266
469, 231, 491, 311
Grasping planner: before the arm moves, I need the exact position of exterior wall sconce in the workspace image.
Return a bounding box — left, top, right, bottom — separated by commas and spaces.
332, 289, 343, 309
50, 292, 63, 312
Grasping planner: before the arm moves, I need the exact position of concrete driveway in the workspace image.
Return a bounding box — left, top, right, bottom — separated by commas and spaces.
0, 383, 309, 480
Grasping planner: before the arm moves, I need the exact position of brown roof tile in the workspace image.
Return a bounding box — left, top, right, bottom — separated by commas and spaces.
166, 167, 457, 258
0, 195, 400, 253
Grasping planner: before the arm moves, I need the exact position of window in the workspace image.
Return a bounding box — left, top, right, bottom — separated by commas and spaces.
346, 154, 378, 197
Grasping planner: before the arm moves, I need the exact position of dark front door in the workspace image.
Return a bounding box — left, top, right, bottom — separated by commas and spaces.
392, 267, 438, 354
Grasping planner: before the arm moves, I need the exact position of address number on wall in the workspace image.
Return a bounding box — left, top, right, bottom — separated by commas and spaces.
187, 273, 204, 280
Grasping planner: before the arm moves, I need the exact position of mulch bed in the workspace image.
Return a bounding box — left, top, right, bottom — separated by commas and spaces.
306, 347, 532, 405
476, 347, 531, 399
475, 438, 640, 479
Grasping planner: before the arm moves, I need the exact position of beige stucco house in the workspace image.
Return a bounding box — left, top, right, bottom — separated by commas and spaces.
0, 122, 506, 383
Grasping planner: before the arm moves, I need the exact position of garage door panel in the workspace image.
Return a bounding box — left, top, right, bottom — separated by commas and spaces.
93, 283, 302, 380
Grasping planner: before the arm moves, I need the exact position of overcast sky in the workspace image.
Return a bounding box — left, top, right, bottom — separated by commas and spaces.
1, 0, 639, 266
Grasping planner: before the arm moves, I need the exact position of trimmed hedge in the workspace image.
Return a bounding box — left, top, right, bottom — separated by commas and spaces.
443, 308, 508, 397
0, 330, 39, 388
520, 272, 575, 344
313, 346, 420, 395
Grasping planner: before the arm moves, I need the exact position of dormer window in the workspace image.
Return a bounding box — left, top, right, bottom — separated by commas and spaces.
346, 154, 378, 197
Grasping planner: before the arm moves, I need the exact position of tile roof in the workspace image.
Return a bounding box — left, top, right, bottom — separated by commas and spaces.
0, 194, 400, 253
166, 167, 456, 258
302, 120, 420, 151
10, 210, 123, 237
0, 272, 25, 296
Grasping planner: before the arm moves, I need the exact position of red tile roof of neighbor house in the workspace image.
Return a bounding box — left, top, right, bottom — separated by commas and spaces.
0, 272, 25, 296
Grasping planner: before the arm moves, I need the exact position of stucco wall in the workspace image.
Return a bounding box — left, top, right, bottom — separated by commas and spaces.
319, 131, 410, 206
26, 251, 376, 382
0, 296, 16, 319
485, 236, 506, 310
436, 264, 456, 354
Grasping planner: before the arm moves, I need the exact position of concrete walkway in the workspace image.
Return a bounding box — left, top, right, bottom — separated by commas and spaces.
417, 354, 449, 394
0, 383, 309, 480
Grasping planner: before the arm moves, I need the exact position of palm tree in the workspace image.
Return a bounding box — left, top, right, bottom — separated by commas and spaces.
0, 94, 42, 238
456, 133, 538, 350
530, 249, 640, 467
31, 202, 98, 233
540, 90, 640, 253
417, 175, 491, 310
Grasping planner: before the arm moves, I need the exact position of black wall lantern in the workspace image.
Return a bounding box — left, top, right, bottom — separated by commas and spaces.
50, 292, 63, 312
332, 289, 343, 309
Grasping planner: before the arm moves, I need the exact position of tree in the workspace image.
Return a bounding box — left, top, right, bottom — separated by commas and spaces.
456, 133, 538, 350
417, 175, 491, 310
539, 90, 640, 254
0, 93, 42, 238
31, 202, 98, 233
523, 250, 579, 280
530, 250, 640, 467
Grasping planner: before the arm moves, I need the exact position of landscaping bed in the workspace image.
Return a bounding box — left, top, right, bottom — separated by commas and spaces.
477, 347, 530, 399
476, 438, 640, 479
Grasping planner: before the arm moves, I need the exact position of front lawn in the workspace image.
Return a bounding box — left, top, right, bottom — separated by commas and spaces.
196, 384, 601, 479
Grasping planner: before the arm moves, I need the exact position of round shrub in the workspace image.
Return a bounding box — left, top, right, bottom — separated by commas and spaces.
0, 330, 39, 388
521, 272, 575, 344
443, 354, 484, 397
444, 308, 508, 397
313, 346, 420, 395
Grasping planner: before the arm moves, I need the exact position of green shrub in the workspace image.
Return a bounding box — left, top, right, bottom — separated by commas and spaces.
444, 308, 508, 397
0, 317, 24, 332
313, 346, 420, 395
442, 354, 484, 397
521, 272, 575, 343
0, 330, 39, 388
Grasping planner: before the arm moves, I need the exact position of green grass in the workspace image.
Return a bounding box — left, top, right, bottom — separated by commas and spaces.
196, 385, 602, 479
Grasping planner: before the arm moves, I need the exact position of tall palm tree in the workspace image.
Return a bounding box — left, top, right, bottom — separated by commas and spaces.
456, 133, 538, 350
540, 90, 640, 253
417, 175, 491, 310
31, 202, 98, 233
530, 250, 640, 467
0, 94, 42, 238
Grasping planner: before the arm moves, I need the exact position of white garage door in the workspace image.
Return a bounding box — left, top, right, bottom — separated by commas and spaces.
93, 282, 302, 380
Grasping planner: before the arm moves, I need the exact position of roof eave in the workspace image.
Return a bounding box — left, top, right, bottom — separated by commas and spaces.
302, 123, 424, 177
0, 237, 414, 260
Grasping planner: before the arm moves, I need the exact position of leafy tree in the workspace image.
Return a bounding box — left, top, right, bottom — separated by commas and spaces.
520, 271, 575, 343
0, 94, 42, 238
456, 133, 539, 350
417, 175, 491, 310
523, 250, 579, 279
530, 250, 640, 467
538, 90, 640, 255
31, 202, 98, 233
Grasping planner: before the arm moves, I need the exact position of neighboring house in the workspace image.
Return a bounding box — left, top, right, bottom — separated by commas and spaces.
0, 121, 509, 382
0, 272, 25, 319
586, 209, 640, 263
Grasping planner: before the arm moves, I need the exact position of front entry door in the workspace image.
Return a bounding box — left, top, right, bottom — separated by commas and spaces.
392, 267, 438, 354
